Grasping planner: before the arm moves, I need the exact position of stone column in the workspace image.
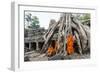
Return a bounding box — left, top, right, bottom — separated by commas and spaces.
36, 42, 39, 51
29, 42, 31, 50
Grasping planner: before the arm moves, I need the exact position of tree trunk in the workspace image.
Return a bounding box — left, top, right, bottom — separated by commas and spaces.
71, 16, 88, 53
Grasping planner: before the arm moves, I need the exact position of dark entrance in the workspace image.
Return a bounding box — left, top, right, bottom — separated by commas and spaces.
31, 42, 36, 50
38, 42, 44, 50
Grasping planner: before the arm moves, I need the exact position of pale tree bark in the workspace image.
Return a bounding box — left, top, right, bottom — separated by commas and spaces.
71, 16, 88, 53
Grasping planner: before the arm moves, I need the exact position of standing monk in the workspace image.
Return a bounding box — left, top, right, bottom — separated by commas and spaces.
66, 34, 75, 55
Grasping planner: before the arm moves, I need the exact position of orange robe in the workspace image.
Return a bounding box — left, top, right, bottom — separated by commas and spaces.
47, 41, 57, 57
66, 34, 74, 55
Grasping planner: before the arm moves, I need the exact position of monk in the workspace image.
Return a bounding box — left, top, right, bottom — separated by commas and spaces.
47, 41, 57, 57
47, 45, 54, 57
66, 34, 75, 55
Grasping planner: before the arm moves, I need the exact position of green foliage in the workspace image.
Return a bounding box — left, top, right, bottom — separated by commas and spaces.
31, 16, 40, 29
76, 14, 90, 26
25, 13, 32, 22
25, 13, 40, 29
79, 14, 90, 21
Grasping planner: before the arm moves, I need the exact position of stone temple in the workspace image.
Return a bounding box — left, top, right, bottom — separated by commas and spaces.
24, 27, 46, 52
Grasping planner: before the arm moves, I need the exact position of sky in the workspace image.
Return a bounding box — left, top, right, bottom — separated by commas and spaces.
25, 11, 90, 29
25, 11, 61, 29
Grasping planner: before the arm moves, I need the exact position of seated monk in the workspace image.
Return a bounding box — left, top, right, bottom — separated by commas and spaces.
47, 41, 58, 57
47, 45, 56, 57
